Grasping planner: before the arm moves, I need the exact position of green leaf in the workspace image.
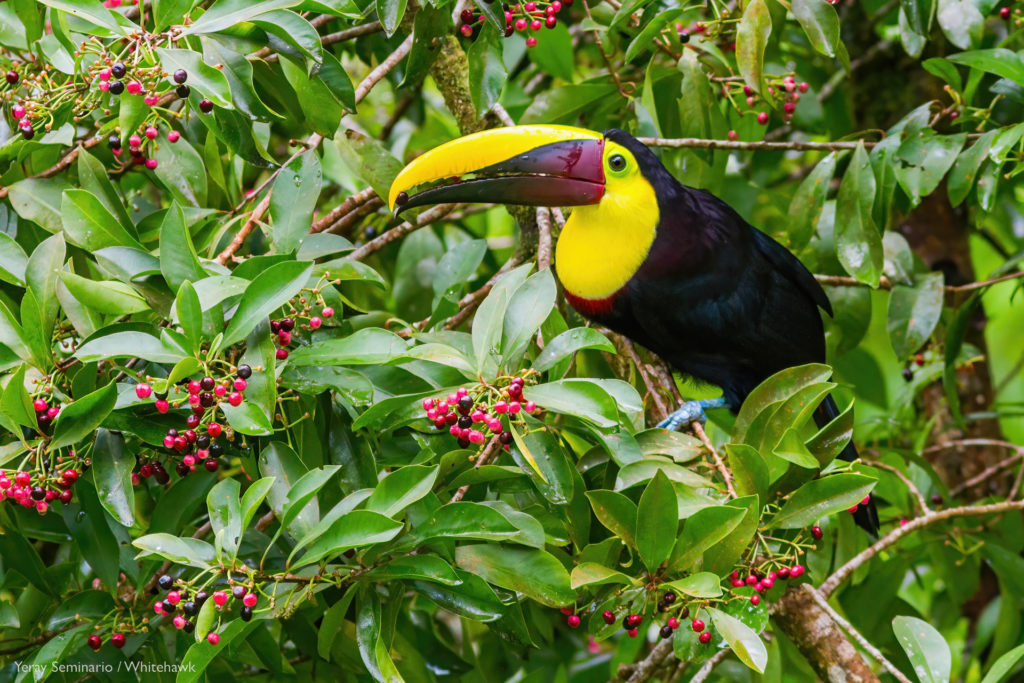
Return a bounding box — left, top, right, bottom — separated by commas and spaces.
455, 544, 575, 608
37, 0, 126, 33
501, 268, 556, 365
178, 620, 261, 683
365, 555, 461, 586
250, 10, 323, 66
194, 594, 217, 642
176, 281, 203, 351
155, 47, 233, 108
734, 364, 833, 442
58, 272, 148, 315
1, 364, 35, 429
586, 490, 638, 549
625, 9, 684, 62
793, 0, 840, 57
183, 0, 300, 34
663, 572, 723, 598
936, 0, 982, 50
61, 480, 120, 590
376, 0, 408, 34
318, 583, 358, 659
207, 478, 242, 560
92, 429, 134, 526
769, 473, 876, 529
835, 142, 882, 287
0, 232, 27, 286
240, 477, 276, 534
364, 465, 438, 518
888, 272, 944, 359
281, 56, 347, 136
948, 49, 1024, 85
981, 643, 1024, 683
50, 382, 117, 450
220, 261, 312, 348
278, 465, 340, 531
154, 0, 195, 29
401, 502, 525, 546
468, 26, 506, 115
708, 607, 768, 673
60, 189, 143, 251
895, 132, 966, 204
508, 420, 576, 502
76, 330, 184, 364
525, 379, 619, 427
333, 131, 402, 201
292, 510, 403, 568
735, 0, 771, 94
893, 615, 952, 683
288, 328, 407, 366
788, 152, 839, 251
726, 444, 769, 500
533, 327, 614, 372
636, 470, 677, 573
472, 263, 533, 374
26, 232, 65, 340
153, 135, 208, 206
570, 563, 635, 590
668, 505, 746, 572
133, 533, 217, 568
6, 177, 70, 234
947, 130, 996, 207
270, 150, 321, 254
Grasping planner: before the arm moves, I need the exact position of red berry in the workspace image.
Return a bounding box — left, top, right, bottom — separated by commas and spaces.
751, 595, 760, 605
135, 383, 152, 398
567, 615, 580, 628
321, 307, 334, 318
276, 348, 289, 360
242, 592, 258, 607
62, 469, 78, 484
228, 391, 243, 407
33, 398, 47, 412
699, 632, 711, 644
207, 423, 222, 438
691, 619, 705, 632
15, 472, 29, 487
811, 525, 823, 540
1001, 6, 1011, 18
309, 316, 322, 329
460, 24, 473, 36
602, 610, 615, 625
145, 158, 158, 170
87, 634, 102, 650
627, 628, 638, 638
757, 111, 769, 125
199, 99, 214, 113
207, 632, 220, 645
212, 591, 228, 607
668, 617, 679, 629
111, 632, 126, 648
156, 399, 169, 413
5, 70, 19, 85
233, 378, 247, 391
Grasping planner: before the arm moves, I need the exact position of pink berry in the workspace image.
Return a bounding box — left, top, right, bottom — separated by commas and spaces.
515, 18, 527, 29
276, 348, 289, 360
471, 410, 486, 422
668, 617, 679, 629
228, 392, 243, 407
166, 591, 181, 605
99, 69, 111, 81
145, 126, 157, 139
691, 619, 705, 632
321, 307, 334, 318
33, 398, 47, 412
508, 401, 521, 414
127, 80, 142, 94
154, 601, 164, 614
145, 158, 158, 170
167, 130, 180, 143
213, 591, 227, 607
309, 316, 322, 329
757, 111, 769, 125
173, 615, 186, 628
567, 615, 580, 628
783, 102, 796, 115
99, 81, 110, 92
135, 383, 152, 399
187, 380, 201, 394
207, 632, 220, 645
460, 24, 473, 36
526, 37, 538, 47
523, 401, 536, 412
494, 401, 508, 414
422, 398, 435, 411
242, 592, 258, 607
468, 430, 485, 444
144, 95, 158, 106
233, 378, 247, 391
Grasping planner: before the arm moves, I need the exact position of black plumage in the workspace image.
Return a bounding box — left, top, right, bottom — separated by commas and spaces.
584, 130, 879, 533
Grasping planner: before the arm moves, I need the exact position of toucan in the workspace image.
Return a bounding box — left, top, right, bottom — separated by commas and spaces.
388, 125, 879, 534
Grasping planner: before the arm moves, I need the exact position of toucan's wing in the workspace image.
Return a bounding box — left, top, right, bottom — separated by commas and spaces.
748, 226, 833, 316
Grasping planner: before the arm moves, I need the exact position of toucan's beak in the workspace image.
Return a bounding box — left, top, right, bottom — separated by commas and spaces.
388, 125, 606, 215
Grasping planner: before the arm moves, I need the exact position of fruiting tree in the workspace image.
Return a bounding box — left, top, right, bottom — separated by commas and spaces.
0, 0, 1023, 681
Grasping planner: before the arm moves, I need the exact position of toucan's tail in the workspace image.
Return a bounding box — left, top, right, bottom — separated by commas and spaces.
815, 394, 879, 536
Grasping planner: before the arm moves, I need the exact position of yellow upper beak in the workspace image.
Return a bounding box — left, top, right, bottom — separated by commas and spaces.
388, 125, 603, 210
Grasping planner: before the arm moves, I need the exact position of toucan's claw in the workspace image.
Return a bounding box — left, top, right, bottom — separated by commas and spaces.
657, 397, 729, 431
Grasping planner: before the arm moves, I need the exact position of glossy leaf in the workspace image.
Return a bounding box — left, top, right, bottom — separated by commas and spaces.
636, 470, 677, 572
708, 607, 768, 673
893, 615, 952, 683
769, 474, 876, 529
736, 0, 771, 94
835, 142, 882, 287
220, 261, 312, 348
455, 544, 575, 608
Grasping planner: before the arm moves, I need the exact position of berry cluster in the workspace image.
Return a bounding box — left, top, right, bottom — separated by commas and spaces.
132, 365, 254, 480
269, 280, 337, 361
421, 372, 538, 449
3, 35, 212, 163
152, 574, 257, 639
0, 467, 80, 514
727, 565, 805, 595
31, 395, 61, 432
458, 0, 573, 47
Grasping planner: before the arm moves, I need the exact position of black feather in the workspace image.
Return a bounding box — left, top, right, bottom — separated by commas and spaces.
589, 130, 878, 534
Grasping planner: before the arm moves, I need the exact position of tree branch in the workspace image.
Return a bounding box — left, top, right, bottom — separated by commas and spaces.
689, 649, 730, 683
449, 437, 502, 503
819, 499, 1024, 598
354, 34, 414, 104
310, 187, 379, 233
619, 638, 675, 682
802, 585, 911, 683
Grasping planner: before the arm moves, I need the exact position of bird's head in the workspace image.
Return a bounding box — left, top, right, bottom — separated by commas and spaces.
388, 125, 664, 216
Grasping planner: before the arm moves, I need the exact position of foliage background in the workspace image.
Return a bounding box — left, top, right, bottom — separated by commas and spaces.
0, 0, 1023, 681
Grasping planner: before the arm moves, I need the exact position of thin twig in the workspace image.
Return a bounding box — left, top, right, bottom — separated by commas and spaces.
621, 639, 675, 683
815, 271, 1024, 292
354, 34, 414, 104
216, 194, 271, 265
254, 20, 384, 62
310, 188, 379, 233
449, 437, 502, 503
693, 422, 737, 498
949, 449, 1024, 497
689, 649, 730, 683
536, 207, 553, 270
349, 204, 458, 261
0, 136, 103, 200
870, 461, 930, 515
619, 338, 670, 423
325, 197, 385, 235
819, 499, 1024, 598
802, 585, 912, 683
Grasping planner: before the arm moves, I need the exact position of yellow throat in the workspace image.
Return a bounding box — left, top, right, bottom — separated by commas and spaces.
554, 179, 660, 300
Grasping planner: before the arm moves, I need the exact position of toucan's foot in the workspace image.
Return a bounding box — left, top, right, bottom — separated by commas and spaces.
656, 397, 729, 431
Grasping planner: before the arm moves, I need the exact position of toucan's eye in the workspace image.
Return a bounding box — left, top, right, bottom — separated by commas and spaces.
608, 154, 627, 172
